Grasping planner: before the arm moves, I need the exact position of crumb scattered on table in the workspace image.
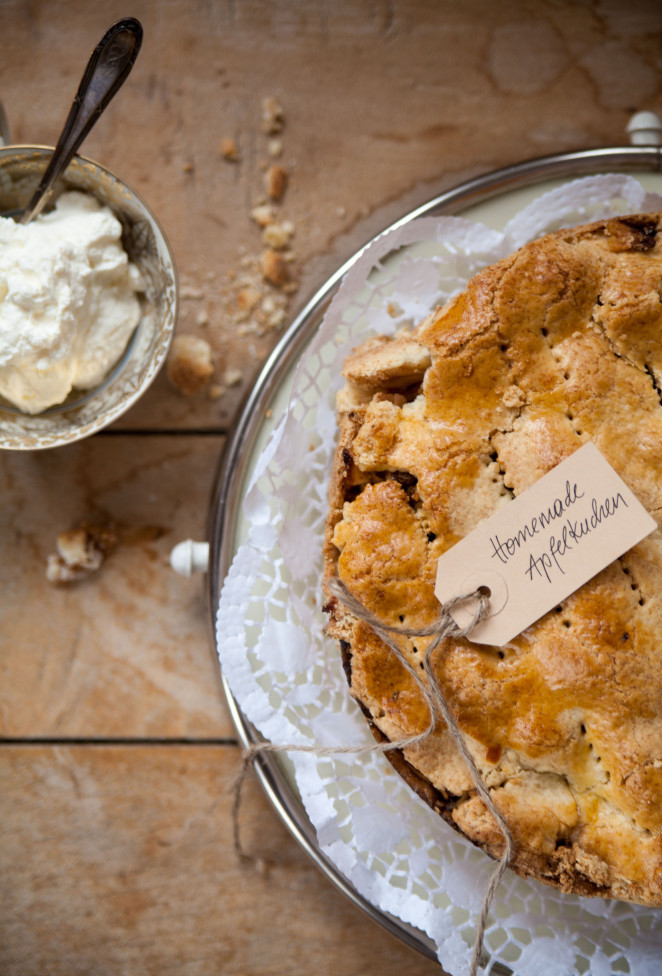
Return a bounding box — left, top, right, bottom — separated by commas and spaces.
266, 164, 288, 201
261, 248, 289, 287
174, 95, 300, 401
46, 523, 118, 584
261, 96, 284, 134
167, 334, 214, 395
220, 137, 240, 161
251, 204, 275, 228
262, 220, 294, 250
224, 367, 243, 386
236, 285, 261, 314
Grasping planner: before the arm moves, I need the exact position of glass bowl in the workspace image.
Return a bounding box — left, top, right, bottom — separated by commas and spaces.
0, 145, 178, 449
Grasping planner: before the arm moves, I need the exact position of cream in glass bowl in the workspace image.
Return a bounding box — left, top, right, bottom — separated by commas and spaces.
0, 145, 177, 450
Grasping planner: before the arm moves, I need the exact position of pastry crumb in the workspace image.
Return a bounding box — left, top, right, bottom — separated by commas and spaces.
46, 523, 118, 584
261, 248, 289, 287
167, 334, 214, 395
236, 285, 261, 314
220, 137, 239, 161
251, 204, 275, 228
262, 220, 294, 250
266, 164, 288, 201
262, 96, 284, 134
223, 367, 243, 386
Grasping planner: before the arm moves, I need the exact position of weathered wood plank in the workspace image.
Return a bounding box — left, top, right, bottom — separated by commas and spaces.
2, 0, 658, 430
0, 744, 445, 976
0, 436, 231, 739
1, 5, 661, 973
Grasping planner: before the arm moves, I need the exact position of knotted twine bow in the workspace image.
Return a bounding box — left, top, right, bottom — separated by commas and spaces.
232, 576, 515, 976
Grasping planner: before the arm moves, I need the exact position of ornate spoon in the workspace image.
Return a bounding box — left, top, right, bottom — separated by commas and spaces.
9, 17, 142, 223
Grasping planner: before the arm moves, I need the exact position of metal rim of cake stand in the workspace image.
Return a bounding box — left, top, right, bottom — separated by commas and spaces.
207, 145, 662, 969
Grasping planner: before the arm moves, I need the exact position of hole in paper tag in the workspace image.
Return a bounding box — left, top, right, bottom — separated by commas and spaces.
434, 442, 657, 647
448, 571, 508, 632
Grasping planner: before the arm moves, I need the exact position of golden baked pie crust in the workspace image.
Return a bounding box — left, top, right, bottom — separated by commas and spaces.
323, 214, 662, 906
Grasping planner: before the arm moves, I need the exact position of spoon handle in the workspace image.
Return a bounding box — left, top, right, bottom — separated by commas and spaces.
19, 17, 143, 224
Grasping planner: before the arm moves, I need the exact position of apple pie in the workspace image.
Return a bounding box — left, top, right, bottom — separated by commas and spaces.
323, 213, 662, 905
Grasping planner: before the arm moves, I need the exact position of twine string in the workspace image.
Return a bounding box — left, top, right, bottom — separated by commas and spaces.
232, 576, 515, 976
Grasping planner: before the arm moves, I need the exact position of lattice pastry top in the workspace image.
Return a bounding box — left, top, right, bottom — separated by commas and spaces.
324, 214, 662, 905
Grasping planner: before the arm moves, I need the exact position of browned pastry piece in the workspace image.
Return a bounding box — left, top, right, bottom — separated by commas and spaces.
323, 214, 662, 905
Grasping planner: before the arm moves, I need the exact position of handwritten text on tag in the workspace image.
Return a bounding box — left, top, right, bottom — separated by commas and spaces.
434, 442, 657, 646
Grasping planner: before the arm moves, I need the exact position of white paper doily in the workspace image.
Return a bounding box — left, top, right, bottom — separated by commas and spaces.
216, 174, 662, 976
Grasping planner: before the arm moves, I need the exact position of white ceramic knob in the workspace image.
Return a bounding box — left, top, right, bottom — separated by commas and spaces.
626, 111, 662, 146
170, 539, 210, 576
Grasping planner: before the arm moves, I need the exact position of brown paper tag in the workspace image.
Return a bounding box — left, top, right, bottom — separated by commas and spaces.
434, 442, 657, 646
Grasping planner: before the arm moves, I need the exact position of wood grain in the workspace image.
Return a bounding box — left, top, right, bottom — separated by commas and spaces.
3, 0, 660, 430
0, 744, 444, 976
0, 1, 661, 973
0, 436, 230, 738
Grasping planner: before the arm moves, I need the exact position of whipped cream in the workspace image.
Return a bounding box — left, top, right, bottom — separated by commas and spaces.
0, 190, 143, 414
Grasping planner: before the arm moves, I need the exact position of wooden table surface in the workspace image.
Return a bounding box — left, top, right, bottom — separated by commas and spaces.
1, 2, 661, 974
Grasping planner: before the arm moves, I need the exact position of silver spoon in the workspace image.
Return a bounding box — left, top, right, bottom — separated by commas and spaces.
8, 17, 142, 224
